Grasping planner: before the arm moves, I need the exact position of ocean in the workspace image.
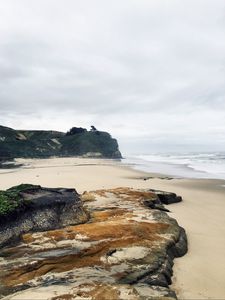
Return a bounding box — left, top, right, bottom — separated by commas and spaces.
122, 152, 225, 180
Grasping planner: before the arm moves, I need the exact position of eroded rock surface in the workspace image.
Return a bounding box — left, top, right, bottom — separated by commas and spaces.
0, 188, 187, 300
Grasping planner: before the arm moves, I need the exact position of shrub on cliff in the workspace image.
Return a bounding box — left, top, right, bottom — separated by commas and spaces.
66, 127, 87, 136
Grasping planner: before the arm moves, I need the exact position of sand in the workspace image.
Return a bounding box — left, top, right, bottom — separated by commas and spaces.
1, 157, 225, 299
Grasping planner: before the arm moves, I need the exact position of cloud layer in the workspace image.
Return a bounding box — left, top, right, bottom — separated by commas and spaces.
0, 0, 225, 153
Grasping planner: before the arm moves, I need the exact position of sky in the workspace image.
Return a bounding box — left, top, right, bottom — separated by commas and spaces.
0, 0, 225, 154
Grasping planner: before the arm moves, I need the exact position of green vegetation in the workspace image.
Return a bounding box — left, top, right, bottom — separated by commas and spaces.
0, 184, 39, 216
0, 125, 122, 160
61, 130, 120, 157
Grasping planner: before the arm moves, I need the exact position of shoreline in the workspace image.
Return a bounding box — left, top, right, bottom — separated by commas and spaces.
123, 155, 225, 181
0, 157, 225, 299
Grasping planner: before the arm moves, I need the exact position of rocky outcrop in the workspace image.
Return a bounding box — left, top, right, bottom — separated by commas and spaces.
0, 185, 89, 248
0, 187, 187, 299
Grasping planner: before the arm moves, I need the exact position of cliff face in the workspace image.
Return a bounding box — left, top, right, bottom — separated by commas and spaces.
0, 187, 187, 299
0, 125, 122, 160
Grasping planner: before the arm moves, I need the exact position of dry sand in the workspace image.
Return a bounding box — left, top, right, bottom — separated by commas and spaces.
1, 157, 225, 299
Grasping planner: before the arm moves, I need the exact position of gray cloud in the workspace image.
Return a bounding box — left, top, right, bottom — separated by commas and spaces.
0, 0, 225, 153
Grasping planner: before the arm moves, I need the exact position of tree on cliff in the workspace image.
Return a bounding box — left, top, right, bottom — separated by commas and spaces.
66, 127, 87, 136
90, 126, 97, 131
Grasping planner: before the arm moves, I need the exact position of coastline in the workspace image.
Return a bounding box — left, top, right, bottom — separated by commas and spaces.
122, 155, 225, 180
0, 157, 225, 299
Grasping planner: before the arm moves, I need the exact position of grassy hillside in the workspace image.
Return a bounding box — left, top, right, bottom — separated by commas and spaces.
0, 125, 122, 160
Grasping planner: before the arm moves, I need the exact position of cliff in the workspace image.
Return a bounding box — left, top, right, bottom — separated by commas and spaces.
0, 125, 122, 160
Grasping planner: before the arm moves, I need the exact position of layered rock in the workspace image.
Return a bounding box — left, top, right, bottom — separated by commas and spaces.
0, 187, 187, 299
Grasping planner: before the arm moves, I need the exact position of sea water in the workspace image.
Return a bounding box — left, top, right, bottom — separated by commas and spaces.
122, 152, 225, 180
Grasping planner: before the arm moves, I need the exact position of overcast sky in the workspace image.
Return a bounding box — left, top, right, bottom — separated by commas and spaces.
0, 0, 225, 153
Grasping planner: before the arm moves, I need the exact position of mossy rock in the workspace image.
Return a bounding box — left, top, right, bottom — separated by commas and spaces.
0, 184, 40, 216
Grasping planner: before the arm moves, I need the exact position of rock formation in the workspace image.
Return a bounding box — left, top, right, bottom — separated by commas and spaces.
148, 189, 182, 204
0, 187, 187, 299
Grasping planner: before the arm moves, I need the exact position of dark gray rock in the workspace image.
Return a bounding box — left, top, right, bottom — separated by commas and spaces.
168, 226, 188, 258
143, 199, 170, 212
149, 189, 182, 204
0, 186, 89, 248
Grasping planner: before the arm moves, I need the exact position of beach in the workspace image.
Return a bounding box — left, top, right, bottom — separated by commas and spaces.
0, 157, 225, 299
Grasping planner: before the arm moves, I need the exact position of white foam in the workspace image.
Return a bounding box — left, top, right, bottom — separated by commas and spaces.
123, 152, 225, 180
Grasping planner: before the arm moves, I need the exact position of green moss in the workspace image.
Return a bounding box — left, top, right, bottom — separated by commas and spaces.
0, 184, 39, 216
0, 193, 18, 215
